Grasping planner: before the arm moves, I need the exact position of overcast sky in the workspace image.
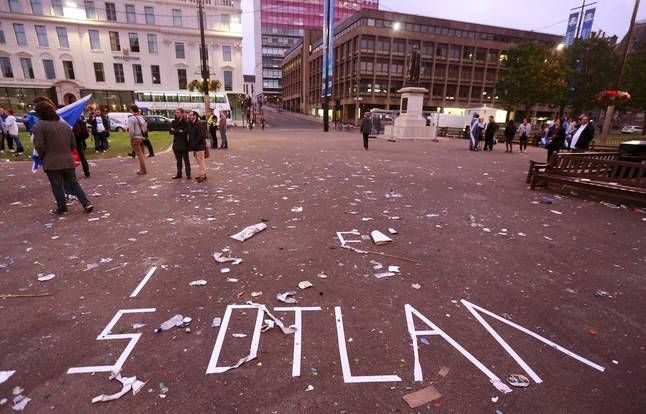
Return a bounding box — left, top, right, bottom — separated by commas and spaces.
242, 0, 646, 74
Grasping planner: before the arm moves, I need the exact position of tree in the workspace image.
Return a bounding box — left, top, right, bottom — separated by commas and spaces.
496, 42, 567, 116
562, 35, 619, 115
622, 44, 646, 130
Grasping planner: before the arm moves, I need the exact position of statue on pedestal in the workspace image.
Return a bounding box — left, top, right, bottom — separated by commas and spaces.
405, 45, 421, 87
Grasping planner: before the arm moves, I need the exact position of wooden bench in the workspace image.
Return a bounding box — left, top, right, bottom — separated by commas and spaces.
530, 153, 646, 206
526, 152, 621, 185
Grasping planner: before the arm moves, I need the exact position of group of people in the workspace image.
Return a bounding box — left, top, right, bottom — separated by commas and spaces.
0, 108, 25, 155
468, 113, 595, 160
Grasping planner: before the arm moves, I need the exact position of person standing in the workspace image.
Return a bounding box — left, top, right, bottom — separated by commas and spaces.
4, 110, 23, 156
483, 116, 498, 151
126, 105, 148, 175
360, 113, 372, 150
468, 113, 479, 151
207, 109, 218, 149
546, 118, 566, 162
570, 115, 594, 151
187, 111, 207, 182
219, 110, 228, 149
32, 100, 93, 215
90, 109, 110, 152
72, 116, 91, 177
1, 107, 15, 153
170, 108, 190, 179
517, 118, 531, 153
504, 119, 516, 153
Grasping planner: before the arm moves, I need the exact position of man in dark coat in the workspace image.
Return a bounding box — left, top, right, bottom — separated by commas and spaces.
187, 111, 207, 182
72, 116, 91, 177
170, 108, 190, 179
90, 109, 110, 152
483, 116, 499, 151
360, 113, 372, 150
571, 115, 595, 151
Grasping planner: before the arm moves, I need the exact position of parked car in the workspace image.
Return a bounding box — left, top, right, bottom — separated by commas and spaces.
621, 125, 644, 135
109, 117, 127, 132
144, 115, 172, 131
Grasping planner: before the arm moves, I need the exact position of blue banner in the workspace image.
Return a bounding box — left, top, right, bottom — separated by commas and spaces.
57, 94, 93, 127
581, 8, 595, 39
564, 12, 579, 46
321, 0, 334, 97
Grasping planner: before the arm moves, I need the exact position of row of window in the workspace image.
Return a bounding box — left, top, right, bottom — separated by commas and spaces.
0, 55, 74, 80
8, 0, 233, 30
0, 23, 234, 62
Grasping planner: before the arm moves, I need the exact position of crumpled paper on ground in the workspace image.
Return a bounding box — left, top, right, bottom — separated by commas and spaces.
0, 370, 15, 384
230, 223, 268, 242
91, 372, 146, 403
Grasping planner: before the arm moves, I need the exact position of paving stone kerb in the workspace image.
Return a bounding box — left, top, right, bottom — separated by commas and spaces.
0, 124, 644, 412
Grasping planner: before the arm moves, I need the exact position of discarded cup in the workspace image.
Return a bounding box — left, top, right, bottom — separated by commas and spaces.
506, 374, 530, 388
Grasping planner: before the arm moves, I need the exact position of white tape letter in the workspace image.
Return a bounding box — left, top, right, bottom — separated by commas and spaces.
67, 308, 156, 374
274, 306, 321, 377
335, 306, 402, 383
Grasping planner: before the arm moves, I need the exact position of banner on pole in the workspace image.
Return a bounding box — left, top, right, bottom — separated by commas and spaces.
581, 8, 596, 39
564, 12, 579, 46
321, 0, 335, 97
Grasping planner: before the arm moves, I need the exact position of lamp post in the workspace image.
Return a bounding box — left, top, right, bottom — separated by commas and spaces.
197, 0, 210, 113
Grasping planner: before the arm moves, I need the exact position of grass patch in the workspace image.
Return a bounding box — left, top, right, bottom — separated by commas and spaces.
1, 131, 172, 161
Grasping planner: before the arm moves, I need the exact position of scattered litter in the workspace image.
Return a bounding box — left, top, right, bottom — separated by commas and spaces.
230, 223, 268, 242
132, 323, 146, 329
594, 290, 610, 298
506, 374, 530, 388
491, 396, 499, 403
212, 317, 222, 327
226, 278, 238, 283
540, 197, 555, 204
276, 291, 297, 304
189, 280, 207, 286
438, 367, 450, 377
232, 333, 247, 338
220, 268, 231, 274
374, 272, 395, 279
0, 370, 15, 384
491, 379, 513, 394
91, 372, 146, 403
370, 230, 392, 245
388, 228, 398, 234
213, 251, 242, 264
84, 263, 99, 271
411, 283, 421, 290
154, 314, 187, 333
403, 385, 442, 408
298, 281, 313, 290
388, 265, 400, 273
305, 384, 314, 392
565, 288, 577, 294
385, 191, 402, 199
425, 213, 440, 218
251, 291, 263, 298
550, 210, 563, 215
612, 360, 619, 365
518, 232, 527, 237
420, 338, 430, 345
88, 217, 100, 222
317, 273, 328, 279
291, 207, 303, 213
37, 273, 55, 282
361, 217, 373, 222
12, 387, 23, 396
370, 260, 383, 270
543, 236, 553, 241
483, 228, 491, 233
11, 395, 30, 411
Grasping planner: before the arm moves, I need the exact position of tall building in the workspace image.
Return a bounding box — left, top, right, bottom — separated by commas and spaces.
0, 0, 243, 115
253, 0, 378, 103
282, 9, 562, 123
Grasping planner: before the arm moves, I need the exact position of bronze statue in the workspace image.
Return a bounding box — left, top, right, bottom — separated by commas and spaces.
405, 45, 421, 86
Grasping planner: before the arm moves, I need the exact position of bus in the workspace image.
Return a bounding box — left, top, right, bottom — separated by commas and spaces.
134, 91, 232, 122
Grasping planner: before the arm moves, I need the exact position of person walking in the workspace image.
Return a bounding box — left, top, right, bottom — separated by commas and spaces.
32, 100, 93, 215
4, 109, 23, 156
90, 109, 110, 152
503, 119, 516, 153
546, 118, 566, 162
219, 110, 228, 149
517, 118, 531, 153
72, 116, 91, 177
360, 112, 372, 150
570, 115, 595, 151
483, 116, 498, 151
126, 105, 148, 175
207, 109, 218, 149
187, 110, 207, 182
170, 108, 190, 179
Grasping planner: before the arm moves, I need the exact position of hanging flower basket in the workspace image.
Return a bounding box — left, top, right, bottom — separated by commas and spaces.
596, 90, 631, 106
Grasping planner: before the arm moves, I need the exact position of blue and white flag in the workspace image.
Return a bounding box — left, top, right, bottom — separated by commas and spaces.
57, 94, 92, 127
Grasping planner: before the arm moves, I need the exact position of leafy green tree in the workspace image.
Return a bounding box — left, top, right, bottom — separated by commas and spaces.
622, 44, 646, 129
496, 42, 567, 115
562, 35, 619, 114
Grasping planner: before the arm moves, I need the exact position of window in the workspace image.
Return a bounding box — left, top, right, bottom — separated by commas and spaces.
393, 38, 405, 54
105, 2, 117, 21
449, 45, 461, 60
89, 29, 100, 49
476, 48, 486, 62
222, 45, 232, 62
30, 0, 43, 14
125, 4, 136, 23
128, 33, 139, 52
175, 42, 185, 59
487, 49, 499, 64
0, 56, 13, 77
0, 23, 5, 44
177, 68, 187, 89
172, 9, 182, 27
51, 0, 63, 16
109, 31, 120, 51
8, 0, 21, 12
360, 35, 374, 51
113, 63, 124, 83
132, 63, 143, 83
84, 1, 96, 19
20, 57, 34, 79
220, 14, 230, 30
144, 6, 155, 25
147, 34, 157, 54
35, 25, 49, 47
93, 62, 105, 82
63, 60, 75, 79
14, 24, 27, 46
56, 27, 69, 48
42, 59, 55, 79
223, 70, 233, 91
436, 44, 447, 59
376, 37, 390, 53
151, 65, 160, 84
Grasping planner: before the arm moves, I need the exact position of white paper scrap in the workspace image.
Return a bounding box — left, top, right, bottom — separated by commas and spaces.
230, 223, 267, 242
277, 291, 298, 304
370, 230, 392, 245
0, 371, 15, 384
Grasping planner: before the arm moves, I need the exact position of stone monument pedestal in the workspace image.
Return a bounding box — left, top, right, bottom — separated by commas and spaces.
384, 87, 436, 140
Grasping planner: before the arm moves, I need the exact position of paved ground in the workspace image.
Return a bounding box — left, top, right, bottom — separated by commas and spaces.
1, 112, 645, 413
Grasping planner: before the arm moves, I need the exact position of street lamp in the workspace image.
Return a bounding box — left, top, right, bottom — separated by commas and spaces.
556, 42, 565, 51
393, 22, 401, 31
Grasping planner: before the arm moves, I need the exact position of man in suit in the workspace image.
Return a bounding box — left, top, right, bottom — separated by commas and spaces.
570, 115, 595, 151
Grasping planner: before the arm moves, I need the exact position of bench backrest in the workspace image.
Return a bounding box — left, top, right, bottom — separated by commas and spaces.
549, 156, 646, 188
